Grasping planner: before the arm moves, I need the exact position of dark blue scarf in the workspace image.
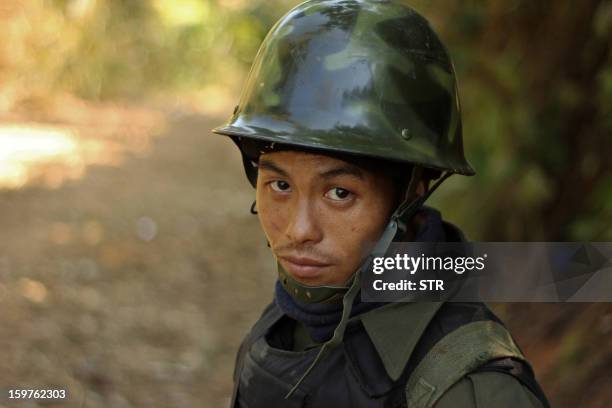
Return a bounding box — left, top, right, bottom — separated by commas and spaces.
274, 206, 446, 342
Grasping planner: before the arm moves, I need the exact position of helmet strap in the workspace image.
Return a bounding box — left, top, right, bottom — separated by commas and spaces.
278, 262, 350, 304
393, 168, 452, 239
405, 165, 424, 202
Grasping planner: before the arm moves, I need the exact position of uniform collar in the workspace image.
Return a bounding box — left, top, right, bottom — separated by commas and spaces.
358, 208, 455, 381
359, 301, 444, 381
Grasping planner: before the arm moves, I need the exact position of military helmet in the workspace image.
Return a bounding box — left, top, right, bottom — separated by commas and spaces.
213, 0, 475, 186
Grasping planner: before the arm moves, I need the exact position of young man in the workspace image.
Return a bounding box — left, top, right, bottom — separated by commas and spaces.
213, 1, 549, 406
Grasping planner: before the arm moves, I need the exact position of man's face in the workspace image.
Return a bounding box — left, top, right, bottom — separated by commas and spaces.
255, 150, 398, 286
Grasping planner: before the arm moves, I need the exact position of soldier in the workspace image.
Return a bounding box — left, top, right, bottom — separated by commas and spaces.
213, 0, 550, 406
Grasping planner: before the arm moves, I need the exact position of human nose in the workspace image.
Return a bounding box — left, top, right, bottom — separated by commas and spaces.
285, 198, 323, 244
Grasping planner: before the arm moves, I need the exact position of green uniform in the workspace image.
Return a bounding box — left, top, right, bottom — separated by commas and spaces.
364, 302, 547, 408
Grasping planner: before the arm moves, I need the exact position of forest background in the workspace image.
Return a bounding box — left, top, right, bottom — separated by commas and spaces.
0, 1, 610, 407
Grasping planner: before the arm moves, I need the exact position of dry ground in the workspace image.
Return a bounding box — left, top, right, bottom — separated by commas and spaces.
0, 109, 276, 407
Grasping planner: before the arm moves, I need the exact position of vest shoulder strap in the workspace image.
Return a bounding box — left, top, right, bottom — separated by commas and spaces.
405, 320, 525, 408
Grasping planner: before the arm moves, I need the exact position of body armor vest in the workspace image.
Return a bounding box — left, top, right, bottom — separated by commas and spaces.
234, 305, 407, 408
230, 302, 549, 408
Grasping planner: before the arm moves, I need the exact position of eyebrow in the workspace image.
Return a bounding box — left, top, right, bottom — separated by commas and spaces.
259, 158, 364, 180
258, 159, 289, 177
320, 166, 364, 180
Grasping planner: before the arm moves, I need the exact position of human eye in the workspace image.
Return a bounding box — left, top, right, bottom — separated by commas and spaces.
269, 180, 292, 192
324, 187, 352, 201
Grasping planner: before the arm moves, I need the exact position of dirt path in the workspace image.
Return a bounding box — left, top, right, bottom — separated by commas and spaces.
0, 112, 276, 407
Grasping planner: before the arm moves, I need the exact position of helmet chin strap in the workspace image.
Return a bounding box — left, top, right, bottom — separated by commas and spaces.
284, 167, 453, 399
278, 263, 351, 304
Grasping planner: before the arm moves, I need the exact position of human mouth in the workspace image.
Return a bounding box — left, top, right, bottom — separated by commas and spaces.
278, 255, 332, 280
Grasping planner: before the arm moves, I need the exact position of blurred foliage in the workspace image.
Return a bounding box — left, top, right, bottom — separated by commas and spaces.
417, 0, 612, 242
0, 0, 297, 101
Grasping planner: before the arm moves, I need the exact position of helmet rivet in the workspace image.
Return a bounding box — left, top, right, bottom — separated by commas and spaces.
401, 128, 412, 140
306, 291, 312, 299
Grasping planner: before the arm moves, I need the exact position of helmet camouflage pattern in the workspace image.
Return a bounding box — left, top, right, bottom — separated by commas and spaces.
214, 0, 474, 184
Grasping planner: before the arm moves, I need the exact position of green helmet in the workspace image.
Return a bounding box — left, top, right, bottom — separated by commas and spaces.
213, 0, 475, 186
